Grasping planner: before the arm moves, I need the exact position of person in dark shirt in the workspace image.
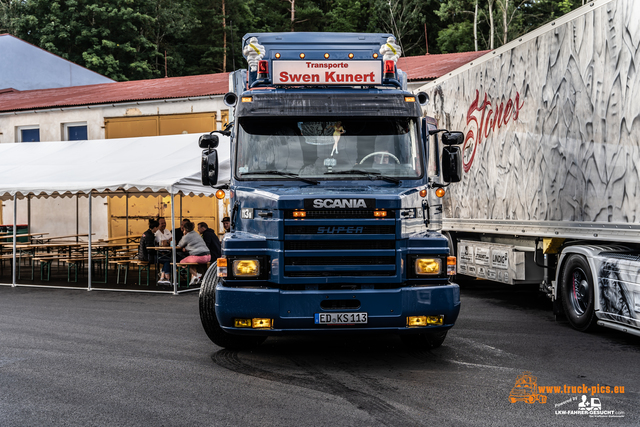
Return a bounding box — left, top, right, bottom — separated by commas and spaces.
173, 218, 189, 246
138, 218, 171, 284
197, 221, 221, 260
138, 219, 159, 261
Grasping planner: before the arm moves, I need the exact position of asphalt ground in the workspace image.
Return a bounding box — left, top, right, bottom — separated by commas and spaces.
0, 281, 638, 427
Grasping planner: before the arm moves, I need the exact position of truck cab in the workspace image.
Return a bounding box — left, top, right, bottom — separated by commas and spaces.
199, 32, 464, 350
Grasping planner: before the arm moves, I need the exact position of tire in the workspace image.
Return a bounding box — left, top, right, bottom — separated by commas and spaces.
401, 330, 448, 349
199, 263, 267, 350
559, 254, 597, 332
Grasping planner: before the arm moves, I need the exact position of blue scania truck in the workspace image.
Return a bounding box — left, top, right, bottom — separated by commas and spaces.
198, 32, 464, 350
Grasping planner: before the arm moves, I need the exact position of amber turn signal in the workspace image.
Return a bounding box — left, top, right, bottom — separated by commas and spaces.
215, 189, 225, 199
435, 188, 446, 198
419, 189, 427, 198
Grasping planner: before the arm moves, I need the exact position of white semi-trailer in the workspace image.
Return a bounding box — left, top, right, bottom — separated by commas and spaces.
419, 0, 640, 337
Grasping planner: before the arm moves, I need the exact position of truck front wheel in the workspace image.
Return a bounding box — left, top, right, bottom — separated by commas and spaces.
559, 254, 597, 332
401, 330, 447, 349
199, 264, 266, 350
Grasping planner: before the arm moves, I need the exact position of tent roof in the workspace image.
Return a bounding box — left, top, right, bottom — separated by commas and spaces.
0, 133, 230, 200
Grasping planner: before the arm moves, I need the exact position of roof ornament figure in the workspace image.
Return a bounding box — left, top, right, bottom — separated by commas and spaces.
380, 36, 401, 62
243, 37, 266, 72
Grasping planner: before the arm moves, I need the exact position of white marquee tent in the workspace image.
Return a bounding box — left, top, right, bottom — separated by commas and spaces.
0, 133, 230, 293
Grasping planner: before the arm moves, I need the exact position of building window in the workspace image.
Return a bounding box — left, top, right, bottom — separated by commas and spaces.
64, 123, 88, 141
16, 126, 40, 142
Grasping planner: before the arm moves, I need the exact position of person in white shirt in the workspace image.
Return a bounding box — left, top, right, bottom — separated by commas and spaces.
155, 217, 172, 247
155, 217, 173, 282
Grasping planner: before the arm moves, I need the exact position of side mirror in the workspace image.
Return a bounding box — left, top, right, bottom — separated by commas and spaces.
201, 150, 219, 186
199, 134, 219, 149
441, 131, 464, 145
442, 145, 462, 183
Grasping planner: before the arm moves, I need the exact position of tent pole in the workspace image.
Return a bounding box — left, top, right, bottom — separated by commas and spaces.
125, 192, 129, 238
76, 195, 79, 243
11, 195, 17, 287
27, 196, 31, 234
87, 192, 92, 291
171, 190, 177, 295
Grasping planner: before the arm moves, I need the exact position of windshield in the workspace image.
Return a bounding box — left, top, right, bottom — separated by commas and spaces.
236, 117, 423, 180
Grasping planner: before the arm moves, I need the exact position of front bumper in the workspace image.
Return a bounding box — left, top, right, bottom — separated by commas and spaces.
215, 283, 461, 335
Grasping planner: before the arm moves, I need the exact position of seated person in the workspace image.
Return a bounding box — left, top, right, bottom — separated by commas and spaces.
138, 219, 171, 284
197, 222, 221, 259
177, 221, 211, 285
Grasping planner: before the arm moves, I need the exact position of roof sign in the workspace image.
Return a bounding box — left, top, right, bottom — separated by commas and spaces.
272, 60, 382, 86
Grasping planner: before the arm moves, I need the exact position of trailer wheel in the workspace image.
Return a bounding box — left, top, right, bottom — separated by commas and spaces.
199, 264, 266, 350
401, 330, 447, 349
559, 254, 597, 332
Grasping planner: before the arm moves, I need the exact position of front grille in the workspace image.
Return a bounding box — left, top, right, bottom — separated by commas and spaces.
286, 210, 394, 219
286, 256, 396, 266
284, 210, 397, 278
285, 225, 395, 235
285, 271, 396, 277
285, 240, 395, 251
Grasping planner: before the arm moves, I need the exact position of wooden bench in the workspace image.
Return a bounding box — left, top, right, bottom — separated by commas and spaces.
176, 262, 210, 287
108, 260, 132, 284
129, 260, 151, 286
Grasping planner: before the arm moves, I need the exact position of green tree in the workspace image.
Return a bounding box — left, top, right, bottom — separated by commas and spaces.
11, 0, 172, 81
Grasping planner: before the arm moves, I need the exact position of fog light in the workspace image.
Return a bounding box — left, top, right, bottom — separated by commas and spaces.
234, 318, 252, 328
252, 318, 272, 329
426, 315, 444, 325
407, 316, 427, 327
233, 260, 259, 277
415, 258, 441, 275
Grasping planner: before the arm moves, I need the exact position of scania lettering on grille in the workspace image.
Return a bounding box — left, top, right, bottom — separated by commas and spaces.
317, 226, 364, 234
313, 199, 366, 209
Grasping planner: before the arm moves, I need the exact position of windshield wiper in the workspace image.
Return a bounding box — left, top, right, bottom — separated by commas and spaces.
324, 169, 401, 184
241, 171, 318, 185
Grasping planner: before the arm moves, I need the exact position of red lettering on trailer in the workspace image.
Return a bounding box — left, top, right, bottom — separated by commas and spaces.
463, 90, 525, 172
279, 72, 319, 83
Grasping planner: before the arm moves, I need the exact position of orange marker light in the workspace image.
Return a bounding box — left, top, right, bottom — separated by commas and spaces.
405, 96, 416, 103
293, 211, 306, 218
215, 189, 226, 199
324, 53, 330, 59
299, 53, 305, 59
275, 52, 281, 59
435, 188, 446, 198
373, 210, 387, 218
447, 256, 457, 275
419, 189, 427, 198
348, 53, 354, 59
241, 97, 253, 103
373, 53, 379, 59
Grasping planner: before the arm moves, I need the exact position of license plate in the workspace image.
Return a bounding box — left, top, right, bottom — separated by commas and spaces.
315, 312, 368, 324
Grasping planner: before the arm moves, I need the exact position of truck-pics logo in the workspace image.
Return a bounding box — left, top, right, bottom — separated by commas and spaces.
305, 198, 374, 209
509, 371, 547, 404
464, 89, 525, 172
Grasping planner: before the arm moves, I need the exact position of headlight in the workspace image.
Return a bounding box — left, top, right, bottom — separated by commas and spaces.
232, 259, 260, 277
415, 258, 441, 275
